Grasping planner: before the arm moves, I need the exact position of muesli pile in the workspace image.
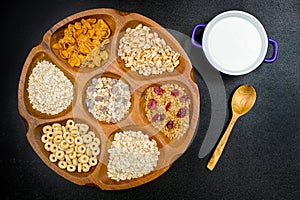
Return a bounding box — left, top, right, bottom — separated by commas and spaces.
107, 130, 160, 181
118, 24, 180, 76
85, 77, 131, 123
144, 83, 190, 140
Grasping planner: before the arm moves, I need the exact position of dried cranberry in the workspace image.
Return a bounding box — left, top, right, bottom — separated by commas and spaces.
180, 95, 189, 102
148, 99, 156, 110
154, 86, 164, 95
159, 114, 166, 121
165, 102, 171, 111
177, 107, 187, 118
171, 89, 179, 97
151, 113, 159, 123
166, 121, 174, 129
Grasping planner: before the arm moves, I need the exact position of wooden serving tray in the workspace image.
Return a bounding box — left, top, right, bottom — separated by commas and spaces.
18, 8, 200, 190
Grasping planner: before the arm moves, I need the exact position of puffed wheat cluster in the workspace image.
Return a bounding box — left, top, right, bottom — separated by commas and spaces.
118, 24, 180, 76
107, 130, 160, 181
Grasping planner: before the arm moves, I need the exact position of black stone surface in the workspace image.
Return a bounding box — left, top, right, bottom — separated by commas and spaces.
2, 0, 299, 199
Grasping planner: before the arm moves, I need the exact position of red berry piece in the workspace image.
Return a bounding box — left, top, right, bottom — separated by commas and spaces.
154, 86, 164, 95
180, 95, 189, 102
165, 102, 171, 111
177, 107, 187, 118
151, 113, 159, 123
148, 99, 156, 110
166, 121, 174, 129
159, 114, 166, 121
171, 89, 179, 97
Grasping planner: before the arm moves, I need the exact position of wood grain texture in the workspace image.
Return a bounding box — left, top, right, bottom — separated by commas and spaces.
207, 85, 256, 171
18, 8, 200, 190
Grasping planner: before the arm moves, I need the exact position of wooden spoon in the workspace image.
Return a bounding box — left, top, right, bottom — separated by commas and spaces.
207, 84, 256, 171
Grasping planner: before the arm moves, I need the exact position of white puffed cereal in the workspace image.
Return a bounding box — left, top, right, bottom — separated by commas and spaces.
118, 24, 180, 76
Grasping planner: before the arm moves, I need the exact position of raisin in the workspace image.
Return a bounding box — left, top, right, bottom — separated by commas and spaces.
177, 107, 187, 118
151, 113, 159, 123
165, 102, 171, 111
171, 89, 179, 97
166, 121, 174, 129
148, 99, 156, 110
154, 86, 164, 95
159, 114, 166, 121
180, 95, 189, 102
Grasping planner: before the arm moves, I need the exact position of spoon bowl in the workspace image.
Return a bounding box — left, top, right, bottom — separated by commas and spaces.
207, 84, 256, 171
231, 84, 256, 116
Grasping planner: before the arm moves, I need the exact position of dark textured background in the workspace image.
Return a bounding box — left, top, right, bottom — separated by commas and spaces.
2, 0, 299, 199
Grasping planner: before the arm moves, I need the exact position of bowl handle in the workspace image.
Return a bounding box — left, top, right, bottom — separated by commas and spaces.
191, 24, 207, 48
263, 38, 278, 63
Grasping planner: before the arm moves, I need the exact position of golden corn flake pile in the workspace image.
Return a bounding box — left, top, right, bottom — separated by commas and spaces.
53, 18, 111, 68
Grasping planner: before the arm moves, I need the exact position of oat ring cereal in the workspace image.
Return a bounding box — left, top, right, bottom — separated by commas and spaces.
41, 120, 101, 173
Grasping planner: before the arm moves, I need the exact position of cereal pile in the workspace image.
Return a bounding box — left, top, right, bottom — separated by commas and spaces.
53, 18, 111, 67
107, 130, 160, 181
118, 24, 180, 76
41, 120, 100, 173
81, 39, 109, 68
27, 60, 73, 115
145, 84, 190, 139
85, 77, 131, 123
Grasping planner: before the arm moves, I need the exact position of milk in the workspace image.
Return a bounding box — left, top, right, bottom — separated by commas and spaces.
206, 16, 262, 72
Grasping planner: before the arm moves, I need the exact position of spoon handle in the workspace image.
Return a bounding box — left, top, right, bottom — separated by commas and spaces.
207, 114, 239, 171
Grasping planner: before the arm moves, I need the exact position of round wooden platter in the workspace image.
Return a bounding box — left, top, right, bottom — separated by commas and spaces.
18, 8, 200, 190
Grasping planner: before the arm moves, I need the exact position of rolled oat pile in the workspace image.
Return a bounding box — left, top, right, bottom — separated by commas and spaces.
107, 130, 160, 181
118, 24, 180, 76
27, 60, 73, 115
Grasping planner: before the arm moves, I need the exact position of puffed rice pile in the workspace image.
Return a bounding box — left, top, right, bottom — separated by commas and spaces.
118, 24, 180, 76
27, 60, 73, 115
85, 77, 131, 123
107, 130, 160, 181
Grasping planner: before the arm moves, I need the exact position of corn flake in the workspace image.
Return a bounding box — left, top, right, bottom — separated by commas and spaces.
53, 18, 111, 68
